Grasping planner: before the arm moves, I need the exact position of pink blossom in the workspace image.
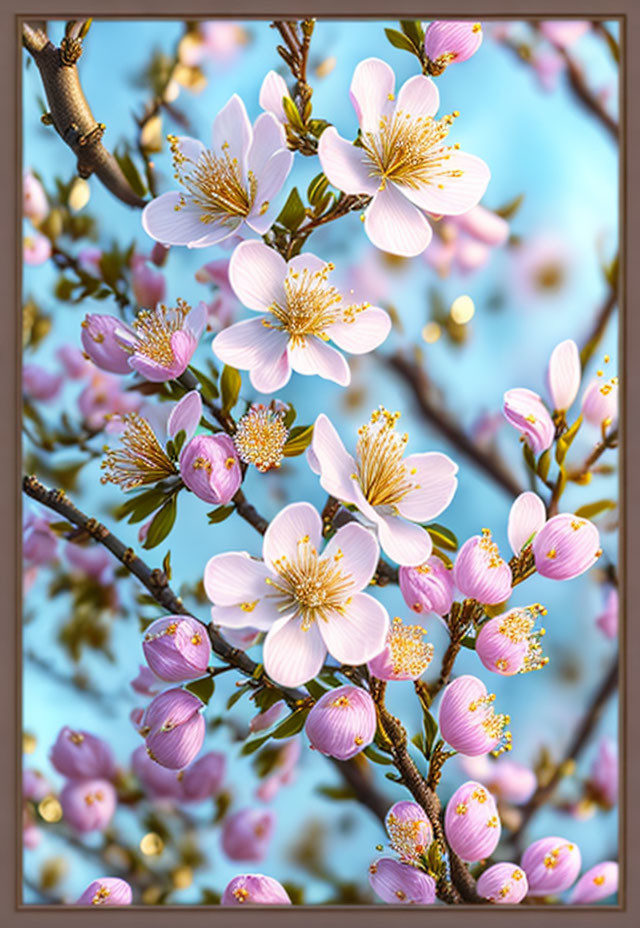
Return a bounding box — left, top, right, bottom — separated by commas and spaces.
23, 515, 58, 567
532, 513, 600, 580
130, 664, 164, 698
581, 374, 618, 428
142, 615, 211, 682
131, 254, 166, 308
77, 371, 141, 432
532, 49, 566, 93
539, 20, 590, 49
508, 491, 547, 554
60, 778, 117, 834
114, 301, 206, 382
223, 626, 262, 650
75, 877, 133, 906
485, 758, 537, 805
503, 388, 555, 455
368, 617, 434, 681
520, 836, 581, 895
309, 410, 458, 566
477, 862, 528, 904
384, 800, 433, 865
304, 685, 376, 760
512, 234, 572, 301
23, 822, 42, 850
181, 751, 226, 802
56, 344, 92, 379
195, 258, 238, 332
23, 170, 48, 223
596, 587, 618, 639
213, 242, 391, 392
141, 688, 205, 769
23, 364, 63, 401
131, 745, 184, 800
179, 433, 242, 504
204, 502, 389, 687
250, 701, 284, 733
439, 675, 512, 756
444, 780, 501, 861
318, 58, 490, 256
424, 205, 509, 278
221, 873, 291, 906
80, 314, 132, 374
399, 556, 454, 616
23, 768, 52, 802
568, 861, 618, 903
23, 232, 51, 266
546, 339, 581, 412
425, 21, 483, 70
259, 70, 293, 125
587, 737, 617, 807
50, 727, 115, 780
456, 205, 509, 246
142, 97, 293, 248
65, 543, 114, 584
476, 605, 548, 676
368, 858, 436, 904
453, 530, 512, 605
181, 21, 248, 69
255, 738, 300, 801
77, 247, 102, 276
221, 808, 276, 862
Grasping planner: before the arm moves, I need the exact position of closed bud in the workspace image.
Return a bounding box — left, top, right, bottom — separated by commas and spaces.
60, 778, 117, 834
23, 170, 49, 224
444, 781, 501, 862
439, 675, 512, 756
142, 615, 211, 682
520, 836, 581, 895
221, 808, 276, 862
75, 877, 132, 906
368, 858, 436, 904
131, 745, 184, 800
546, 339, 581, 412
399, 556, 454, 616
532, 513, 600, 580
425, 21, 483, 70
582, 375, 618, 428
508, 491, 546, 554
503, 388, 555, 455
179, 434, 242, 504
142, 688, 205, 769
50, 727, 115, 780
477, 862, 528, 904
181, 751, 226, 802
221, 873, 291, 905
453, 530, 513, 605
81, 314, 132, 374
569, 861, 618, 904
304, 685, 376, 760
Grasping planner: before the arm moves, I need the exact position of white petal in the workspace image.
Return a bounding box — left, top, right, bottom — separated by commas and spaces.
288, 338, 351, 385
228, 240, 286, 311
326, 306, 391, 354
212, 316, 288, 370
168, 390, 202, 442
250, 347, 292, 393
398, 150, 490, 216
394, 74, 439, 119
376, 514, 433, 566
263, 615, 327, 686
259, 70, 290, 122
365, 186, 433, 257
246, 150, 294, 235
247, 112, 286, 176
204, 551, 273, 609
186, 301, 206, 339
318, 127, 378, 196
212, 94, 251, 162
171, 136, 206, 175
310, 413, 360, 504
321, 522, 380, 591
319, 593, 389, 665
187, 218, 242, 249
142, 192, 209, 246
287, 252, 328, 275
262, 502, 323, 572
508, 492, 547, 554
349, 57, 395, 133
547, 339, 581, 412
395, 453, 458, 521
211, 601, 279, 632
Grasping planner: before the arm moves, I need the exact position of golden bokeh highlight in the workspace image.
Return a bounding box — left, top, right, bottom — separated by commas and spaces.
422, 322, 441, 344
38, 796, 62, 823
450, 295, 475, 324
23, 731, 37, 754
171, 866, 193, 890
140, 832, 164, 856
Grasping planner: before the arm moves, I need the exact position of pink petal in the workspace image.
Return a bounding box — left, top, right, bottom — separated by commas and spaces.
263, 615, 327, 686
349, 57, 395, 133
204, 551, 273, 605
326, 306, 391, 354
212, 94, 251, 163
247, 112, 286, 176
287, 337, 351, 385
186, 301, 207, 339
318, 592, 389, 665
262, 502, 323, 572
394, 74, 440, 119
246, 150, 294, 234
376, 514, 433, 566
212, 316, 288, 370
259, 70, 290, 122
318, 127, 378, 196
287, 252, 328, 275
321, 522, 380, 591
309, 413, 360, 504
365, 186, 432, 257
395, 452, 458, 521
187, 219, 242, 249
398, 150, 490, 216
211, 601, 278, 632
142, 192, 210, 246
228, 240, 286, 311
456, 205, 509, 246
250, 348, 292, 393
508, 492, 547, 554
168, 390, 202, 441
547, 338, 581, 412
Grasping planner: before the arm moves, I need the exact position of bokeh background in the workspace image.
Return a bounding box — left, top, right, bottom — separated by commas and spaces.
21, 18, 619, 905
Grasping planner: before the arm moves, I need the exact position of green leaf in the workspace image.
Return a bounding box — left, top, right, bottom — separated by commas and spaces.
276, 187, 306, 231
459, 635, 477, 650
282, 424, 314, 457
240, 733, 272, 756
114, 148, 148, 198
537, 448, 552, 482
411, 732, 426, 755
425, 523, 458, 551
305, 679, 329, 700
315, 784, 357, 801
220, 365, 241, 412
141, 496, 177, 549
227, 681, 253, 709
188, 364, 219, 401
522, 442, 536, 473
283, 403, 297, 429
207, 504, 235, 524
308, 118, 330, 138
282, 94, 304, 130
384, 27, 419, 53
115, 486, 167, 521
363, 744, 394, 765
494, 193, 525, 220
556, 415, 583, 465
253, 686, 283, 712
185, 675, 214, 705
422, 707, 439, 759
399, 19, 425, 48
385, 771, 403, 783
573, 499, 617, 520
307, 172, 329, 206
430, 547, 453, 570
271, 706, 311, 739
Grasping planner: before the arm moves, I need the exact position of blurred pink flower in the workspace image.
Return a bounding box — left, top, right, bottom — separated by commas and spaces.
182, 751, 226, 802
539, 20, 590, 49
77, 371, 141, 432
221, 808, 276, 862
221, 873, 291, 906
255, 738, 300, 801
596, 588, 618, 640
131, 744, 184, 800
23, 233, 51, 266
588, 737, 617, 807
23, 515, 58, 567
581, 374, 618, 428
195, 258, 238, 332
75, 877, 132, 906
181, 21, 248, 69
23, 170, 48, 223
131, 254, 166, 308
569, 861, 617, 904
130, 664, 164, 698
60, 778, 117, 834
305, 685, 376, 760
56, 344, 92, 380
50, 727, 116, 780
23, 364, 63, 401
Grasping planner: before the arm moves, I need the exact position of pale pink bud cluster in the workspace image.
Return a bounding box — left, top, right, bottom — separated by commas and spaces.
304, 685, 376, 760
23, 169, 49, 223
439, 675, 512, 756
179, 433, 242, 504
50, 727, 116, 780
384, 800, 433, 865
221, 874, 291, 906
221, 808, 276, 862
520, 836, 581, 895
24, 233, 52, 266
424, 21, 483, 72
453, 530, 512, 605
141, 688, 205, 769
476, 605, 548, 676
23, 364, 63, 402
532, 513, 601, 580
477, 862, 528, 904
368, 617, 434, 681
60, 778, 117, 834
444, 780, 501, 862
368, 857, 436, 905
75, 877, 132, 906
142, 615, 211, 682
568, 861, 618, 904
23, 515, 58, 567
398, 556, 454, 616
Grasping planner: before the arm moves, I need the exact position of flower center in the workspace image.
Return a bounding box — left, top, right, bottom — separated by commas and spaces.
131, 299, 192, 365
169, 135, 257, 224
387, 617, 434, 677
91, 886, 111, 905
387, 812, 430, 865
497, 604, 549, 673
266, 535, 353, 630
234, 405, 289, 472
101, 413, 177, 491
478, 528, 504, 568
354, 407, 417, 509
360, 110, 461, 191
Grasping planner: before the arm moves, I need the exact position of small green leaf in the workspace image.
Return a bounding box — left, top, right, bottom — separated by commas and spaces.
522, 442, 536, 473
227, 681, 253, 709
282, 94, 304, 130
220, 365, 241, 412
185, 675, 214, 705
308, 118, 330, 138
430, 547, 454, 570
282, 424, 314, 457
188, 364, 219, 401
362, 744, 394, 765
399, 19, 425, 48
315, 784, 357, 800
253, 687, 283, 712
573, 499, 617, 520
385, 771, 403, 783
459, 635, 477, 650
142, 496, 177, 549
537, 448, 551, 482
384, 27, 419, 53
271, 706, 311, 739
276, 187, 307, 231
114, 148, 147, 198
422, 708, 439, 759
305, 679, 329, 700
494, 193, 525, 220
240, 733, 272, 756
307, 172, 329, 206
115, 486, 167, 521
425, 523, 458, 552
207, 504, 235, 524
283, 403, 297, 429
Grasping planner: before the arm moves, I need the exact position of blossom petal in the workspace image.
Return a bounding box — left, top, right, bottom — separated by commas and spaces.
204, 551, 273, 605
246, 150, 294, 234
508, 492, 547, 554
259, 70, 290, 122
321, 522, 380, 591
318, 127, 379, 195
288, 337, 351, 385
376, 515, 433, 566
212, 316, 288, 370
263, 502, 323, 572
395, 452, 459, 521
142, 192, 209, 246
228, 240, 286, 311
309, 413, 360, 504
168, 390, 202, 442
365, 186, 433, 257
263, 615, 327, 686
187, 219, 242, 249
397, 150, 490, 216
211, 601, 280, 632
349, 57, 395, 133
318, 593, 389, 665
247, 112, 286, 176
250, 348, 292, 393
547, 338, 581, 412
288, 253, 328, 275
212, 93, 251, 162
326, 306, 391, 354
394, 74, 440, 119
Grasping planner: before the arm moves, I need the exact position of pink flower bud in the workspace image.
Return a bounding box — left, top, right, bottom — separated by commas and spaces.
304, 685, 376, 760
130, 664, 164, 697
477, 862, 528, 903
368, 617, 434, 681
23, 517, 57, 566
56, 344, 92, 379
486, 758, 537, 805
181, 751, 226, 802
581, 375, 618, 428
23, 822, 42, 850
424, 21, 483, 69
142, 688, 205, 769
23, 170, 49, 223
179, 434, 242, 505
503, 388, 555, 455
546, 339, 580, 412
131, 745, 184, 800
587, 737, 617, 807
131, 256, 166, 309
455, 205, 509, 247
596, 588, 618, 640
368, 858, 436, 905
399, 556, 454, 616
23, 232, 51, 266
255, 738, 300, 802
221, 808, 276, 862
532, 513, 600, 580
568, 861, 618, 904
385, 800, 433, 865
444, 781, 501, 862
60, 778, 117, 834
221, 874, 291, 905
23, 364, 63, 402
520, 836, 581, 895
50, 727, 116, 780
476, 605, 548, 676
65, 543, 113, 583
439, 675, 512, 756
142, 615, 211, 682
81, 314, 132, 374
453, 531, 513, 605
75, 877, 133, 906
508, 492, 546, 554
23, 768, 52, 802
249, 701, 284, 733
